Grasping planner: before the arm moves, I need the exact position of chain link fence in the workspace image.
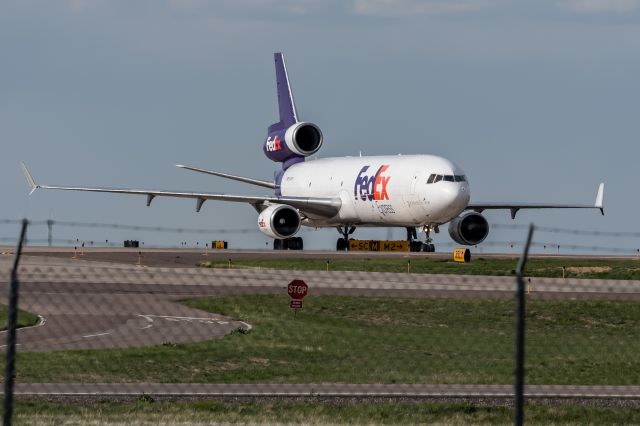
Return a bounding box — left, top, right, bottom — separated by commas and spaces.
1, 220, 640, 424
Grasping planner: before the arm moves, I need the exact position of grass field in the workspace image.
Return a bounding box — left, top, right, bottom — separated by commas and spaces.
14, 295, 640, 385
9, 399, 640, 425
0, 305, 40, 331
202, 257, 640, 280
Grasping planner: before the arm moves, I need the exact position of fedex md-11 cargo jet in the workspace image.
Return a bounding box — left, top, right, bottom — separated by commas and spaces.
21, 53, 604, 252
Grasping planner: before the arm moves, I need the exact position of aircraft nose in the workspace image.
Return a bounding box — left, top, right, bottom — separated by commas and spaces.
437, 182, 470, 215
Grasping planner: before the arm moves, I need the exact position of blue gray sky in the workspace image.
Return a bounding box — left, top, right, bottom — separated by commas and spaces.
1, 0, 639, 252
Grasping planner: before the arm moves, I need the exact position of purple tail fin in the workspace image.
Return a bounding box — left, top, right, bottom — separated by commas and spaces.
268, 52, 298, 133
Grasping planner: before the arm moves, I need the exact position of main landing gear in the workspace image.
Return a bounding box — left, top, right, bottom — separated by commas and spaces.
274, 237, 303, 250
336, 225, 356, 251
406, 226, 436, 252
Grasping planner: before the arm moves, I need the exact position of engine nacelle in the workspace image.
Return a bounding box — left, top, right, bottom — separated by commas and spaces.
285, 122, 323, 156
448, 212, 490, 246
264, 122, 323, 163
258, 204, 301, 239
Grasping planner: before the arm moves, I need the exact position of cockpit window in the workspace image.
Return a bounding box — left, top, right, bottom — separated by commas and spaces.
428, 174, 466, 184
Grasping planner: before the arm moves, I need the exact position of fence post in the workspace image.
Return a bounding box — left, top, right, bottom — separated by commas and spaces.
46, 219, 53, 247
514, 223, 534, 426
4, 219, 28, 426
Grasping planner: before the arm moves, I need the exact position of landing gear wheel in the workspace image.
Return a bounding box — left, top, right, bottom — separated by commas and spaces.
274, 239, 282, 250
422, 243, 435, 253
295, 237, 304, 251
336, 226, 356, 251
409, 241, 423, 252
407, 227, 422, 252
421, 225, 436, 253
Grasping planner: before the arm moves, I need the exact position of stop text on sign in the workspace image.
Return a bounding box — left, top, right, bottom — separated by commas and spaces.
287, 279, 308, 300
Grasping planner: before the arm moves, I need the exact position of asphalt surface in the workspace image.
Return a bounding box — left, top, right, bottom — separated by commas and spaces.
0, 249, 638, 400
0, 250, 638, 352
0, 255, 252, 352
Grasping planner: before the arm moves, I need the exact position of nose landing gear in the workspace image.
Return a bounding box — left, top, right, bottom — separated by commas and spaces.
423, 225, 436, 253
406, 226, 436, 252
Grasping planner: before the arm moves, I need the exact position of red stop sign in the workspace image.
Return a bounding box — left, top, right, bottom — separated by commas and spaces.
287, 280, 308, 300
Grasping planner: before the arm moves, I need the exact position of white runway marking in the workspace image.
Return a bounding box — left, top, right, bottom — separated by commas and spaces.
138, 314, 248, 328
0, 315, 47, 335
142, 315, 225, 321
82, 332, 111, 338
138, 315, 154, 330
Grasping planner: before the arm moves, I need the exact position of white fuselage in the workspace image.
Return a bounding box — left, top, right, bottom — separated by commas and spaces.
280, 154, 470, 227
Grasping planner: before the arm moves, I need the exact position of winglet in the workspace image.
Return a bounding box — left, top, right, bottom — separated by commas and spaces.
20, 161, 38, 195
595, 182, 604, 215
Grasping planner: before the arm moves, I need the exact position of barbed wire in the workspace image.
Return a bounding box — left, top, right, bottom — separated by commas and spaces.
1, 236, 638, 254
491, 223, 640, 238
2, 219, 640, 238
0, 219, 255, 235
1, 219, 639, 254
439, 241, 640, 255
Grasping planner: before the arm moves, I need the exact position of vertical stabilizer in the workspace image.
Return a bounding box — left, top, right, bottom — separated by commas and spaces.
268, 52, 298, 133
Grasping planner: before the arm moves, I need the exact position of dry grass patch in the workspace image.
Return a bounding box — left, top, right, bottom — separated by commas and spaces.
566, 266, 612, 275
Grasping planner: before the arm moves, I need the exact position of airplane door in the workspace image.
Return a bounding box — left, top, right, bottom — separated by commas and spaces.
403, 171, 429, 223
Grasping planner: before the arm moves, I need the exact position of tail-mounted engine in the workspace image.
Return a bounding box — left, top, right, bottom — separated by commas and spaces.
448, 212, 490, 245
258, 204, 301, 239
264, 122, 323, 163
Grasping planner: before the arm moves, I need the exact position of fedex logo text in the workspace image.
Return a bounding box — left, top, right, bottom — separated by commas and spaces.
354, 165, 390, 201
265, 135, 282, 152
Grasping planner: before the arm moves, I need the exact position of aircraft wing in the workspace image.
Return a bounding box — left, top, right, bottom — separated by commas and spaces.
467, 183, 604, 219
20, 163, 341, 218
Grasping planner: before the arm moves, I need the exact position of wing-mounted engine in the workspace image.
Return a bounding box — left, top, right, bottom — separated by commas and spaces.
264, 122, 323, 163
448, 212, 490, 245
258, 204, 301, 239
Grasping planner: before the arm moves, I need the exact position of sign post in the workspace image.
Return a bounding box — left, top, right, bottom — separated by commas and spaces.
287, 279, 308, 316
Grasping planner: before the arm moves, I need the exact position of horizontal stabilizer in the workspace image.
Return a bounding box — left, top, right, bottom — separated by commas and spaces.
176, 165, 275, 189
